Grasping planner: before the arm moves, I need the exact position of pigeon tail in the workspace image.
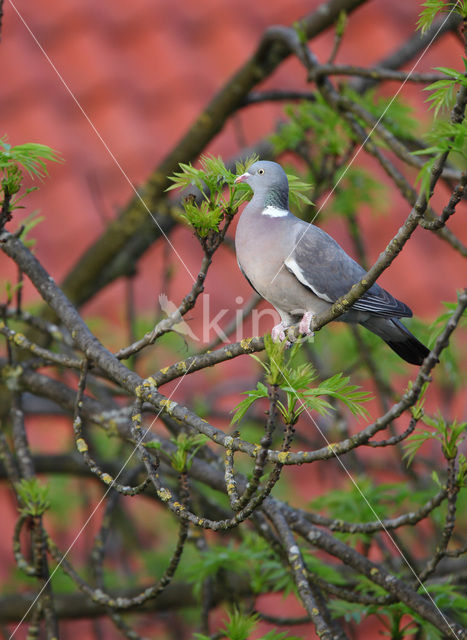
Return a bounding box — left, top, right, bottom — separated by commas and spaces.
362, 317, 430, 366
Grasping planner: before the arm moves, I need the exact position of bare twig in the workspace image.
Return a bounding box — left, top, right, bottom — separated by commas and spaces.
288, 507, 467, 639
352, 12, 462, 93
266, 503, 347, 640
418, 456, 461, 582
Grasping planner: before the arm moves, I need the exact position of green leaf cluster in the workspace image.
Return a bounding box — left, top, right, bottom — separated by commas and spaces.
403, 411, 466, 467
0, 135, 63, 216
285, 172, 314, 210
166, 154, 256, 237
184, 533, 296, 599
429, 296, 467, 346
16, 478, 50, 517
272, 91, 417, 165
194, 608, 301, 640
413, 116, 467, 197
424, 63, 467, 117
302, 550, 347, 585
419, 119, 467, 159
0, 136, 62, 180
231, 381, 269, 425
271, 90, 415, 225
181, 197, 223, 237
345, 88, 419, 142
330, 580, 467, 640
335, 9, 348, 38
18, 211, 45, 248
309, 477, 424, 542
188, 535, 347, 639
232, 336, 371, 426
169, 432, 209, 472
271, 96, 353, 159
416, 1, 467, 34
411, 65, 467, 196
425, 581, 467, 628
0, 279, 23, 306
167, 154, 313, 237
213, 609, 259, 640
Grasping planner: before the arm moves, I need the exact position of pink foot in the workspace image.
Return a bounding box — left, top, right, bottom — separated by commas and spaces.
271, 322, 287, 342
271, 322, 294, 342
299, 311, 315, 337
271, 323, 293, 348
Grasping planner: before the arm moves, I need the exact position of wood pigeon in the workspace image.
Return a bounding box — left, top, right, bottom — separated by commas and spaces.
234, 160, 429, 365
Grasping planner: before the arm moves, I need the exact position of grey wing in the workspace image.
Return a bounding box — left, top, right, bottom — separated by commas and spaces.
285, 224, 412, 318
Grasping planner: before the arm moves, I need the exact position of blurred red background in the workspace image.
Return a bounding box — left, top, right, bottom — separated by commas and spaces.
0, 1, 465, 638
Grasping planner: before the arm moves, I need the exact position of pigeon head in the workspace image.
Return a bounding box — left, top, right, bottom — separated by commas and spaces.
235, 161, 289, 209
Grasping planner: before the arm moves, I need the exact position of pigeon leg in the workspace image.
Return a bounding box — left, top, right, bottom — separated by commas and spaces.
271, 322, 288, 342
299, 311, 315, 337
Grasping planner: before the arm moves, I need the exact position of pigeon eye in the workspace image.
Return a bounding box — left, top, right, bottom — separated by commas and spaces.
258, 168, 265, 175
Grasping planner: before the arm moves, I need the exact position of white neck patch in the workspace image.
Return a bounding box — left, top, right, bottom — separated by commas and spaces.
261, 205, 289, 218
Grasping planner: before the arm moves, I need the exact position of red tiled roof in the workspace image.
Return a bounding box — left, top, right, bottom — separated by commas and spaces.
0, 0, 464, 312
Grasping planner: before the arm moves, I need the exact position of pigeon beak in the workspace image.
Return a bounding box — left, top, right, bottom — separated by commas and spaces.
234, 172, 251, 184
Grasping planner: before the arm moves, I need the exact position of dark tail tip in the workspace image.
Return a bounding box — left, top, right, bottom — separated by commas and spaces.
384, 319, 430, 365
385, 337, 430, 365
362, 317, 431, 366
